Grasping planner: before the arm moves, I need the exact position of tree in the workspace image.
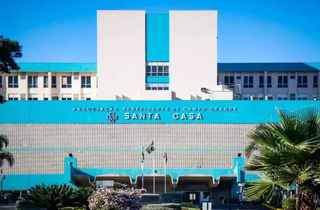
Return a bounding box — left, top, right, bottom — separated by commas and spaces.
244, 107, 320, 210
0, 35, 22, 73
0, 35, 21, 166
0, 135, 14, 167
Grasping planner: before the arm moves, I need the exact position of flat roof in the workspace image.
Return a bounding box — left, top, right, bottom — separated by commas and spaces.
12, 62, 320, 72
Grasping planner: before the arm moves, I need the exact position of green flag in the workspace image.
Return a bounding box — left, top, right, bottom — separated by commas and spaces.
141, 147, 145, 163
146, 140, 155, 154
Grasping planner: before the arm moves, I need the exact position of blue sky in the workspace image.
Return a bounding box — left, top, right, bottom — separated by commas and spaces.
0, 0, 319, 63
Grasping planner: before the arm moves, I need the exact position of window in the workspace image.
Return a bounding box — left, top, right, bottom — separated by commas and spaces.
242, 94, 253, 100
297, 94, 308, 100
62, 76, 72, 88
224, 76, 234, 86
62, 94, 72, 100
81, 94, 91, 100
267, 76, 272, 88
28, 94, 38, 100
313, 76, 318, 88
52, 96, 59, 100
289, 94, 296, 100
146, 65, 151, 76
62, 97, 72, 100
259, 76, 264, 88
44, 76, 48, 88
313, 94, 318, 100
0, 76, 2, 88
44, 98, 49, 100
290, 73, 295, 79
52, 76, 57, 88
243, 76, 253, 88
277, 94, 288, 100
146, 63, 169, 77
146, 83, 169, 90
28, 76, 38, 88
278, 76, 288, 88
86, 98, 91, 100
236, 73, 241, 80
8, 76, 18, 88
81, 76, 91, 88
297, 76, 307, 88
8, 94, 18, 100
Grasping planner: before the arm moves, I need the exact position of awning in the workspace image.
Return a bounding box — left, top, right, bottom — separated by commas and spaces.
72, 175, 92, 187
176, 174, 215, 188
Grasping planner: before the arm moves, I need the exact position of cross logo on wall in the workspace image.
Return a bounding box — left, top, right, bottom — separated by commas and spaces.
107, 113, 118, 123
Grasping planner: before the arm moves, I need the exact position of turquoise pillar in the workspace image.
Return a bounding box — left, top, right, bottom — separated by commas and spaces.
64, 157, 77, 183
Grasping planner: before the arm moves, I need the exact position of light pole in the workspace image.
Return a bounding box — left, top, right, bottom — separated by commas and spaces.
0, 170, 5, 202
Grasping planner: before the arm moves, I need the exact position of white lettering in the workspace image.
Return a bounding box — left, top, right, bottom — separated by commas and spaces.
189, 113, 195, 120
173, 113, 179, 120
181, 113, 187, 120
132, 113, 138, 120
147, 113, 153, 119
154, 113, 161, 120
140, 113, 146, 120
197, 113, 203, 120
125, 113, 130, 120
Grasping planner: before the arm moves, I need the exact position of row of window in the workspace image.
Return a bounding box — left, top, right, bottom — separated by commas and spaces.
146, 83, 169, 90
241, 93, 314, 101
1, 76, 92, 89
223, 75, 318, 88
7, 95, 91, 101
146, 65, 169, 77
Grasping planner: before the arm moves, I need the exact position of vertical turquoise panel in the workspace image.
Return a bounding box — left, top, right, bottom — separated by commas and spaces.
146, 14, 169, 62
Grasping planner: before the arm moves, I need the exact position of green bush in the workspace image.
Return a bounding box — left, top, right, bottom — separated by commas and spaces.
76, 185, 95, 206
161, 192, 188, 203
27, 184, 78, 210
282, 198, 296, 210
16, 200, 45, 210
141, 194, 161, 204
144, 203, 181, 210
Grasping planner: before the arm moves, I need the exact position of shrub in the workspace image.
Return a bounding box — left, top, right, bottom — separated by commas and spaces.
27, 184, 78, 210
88, 187, 146, 210
282, 198, 296, 210
76, 185, 95, 206
144, 204, 181, 210
161, 192, 188, 203
16, 200, 45, 210
141, 194, 161, 204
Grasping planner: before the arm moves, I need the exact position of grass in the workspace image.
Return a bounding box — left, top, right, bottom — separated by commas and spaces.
181, 203, 200, 210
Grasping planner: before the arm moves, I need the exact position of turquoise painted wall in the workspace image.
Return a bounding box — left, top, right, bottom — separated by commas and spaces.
146, 76, 169, 83
0, 101, 319, 124
17, 63, 96, 72
146, 14, 169, 62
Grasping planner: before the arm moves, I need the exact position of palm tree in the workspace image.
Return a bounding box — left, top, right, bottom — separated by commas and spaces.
0, 134, 14, 167
244, 107, 320, 210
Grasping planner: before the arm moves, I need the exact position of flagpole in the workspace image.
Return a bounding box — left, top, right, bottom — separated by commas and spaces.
153, 137, 156, 194
141, 147, 144, 189
164, 147, 167, 193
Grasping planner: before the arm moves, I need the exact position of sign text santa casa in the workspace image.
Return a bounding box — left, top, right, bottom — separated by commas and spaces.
72, 106, 238, 122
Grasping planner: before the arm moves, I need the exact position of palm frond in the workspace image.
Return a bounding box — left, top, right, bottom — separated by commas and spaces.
0, 151, 14, 167
245, 141, 258, 159
0, 134, 9, 150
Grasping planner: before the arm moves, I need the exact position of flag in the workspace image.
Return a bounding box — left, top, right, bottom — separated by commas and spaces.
146, 140, 155, 154
141, 147, 145, 163
163, 151, 167, 164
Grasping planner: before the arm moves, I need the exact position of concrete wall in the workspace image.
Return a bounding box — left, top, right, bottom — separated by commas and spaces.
0, 123, 255, 174
97, 10, 146, 100
170, 11, 218, 100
